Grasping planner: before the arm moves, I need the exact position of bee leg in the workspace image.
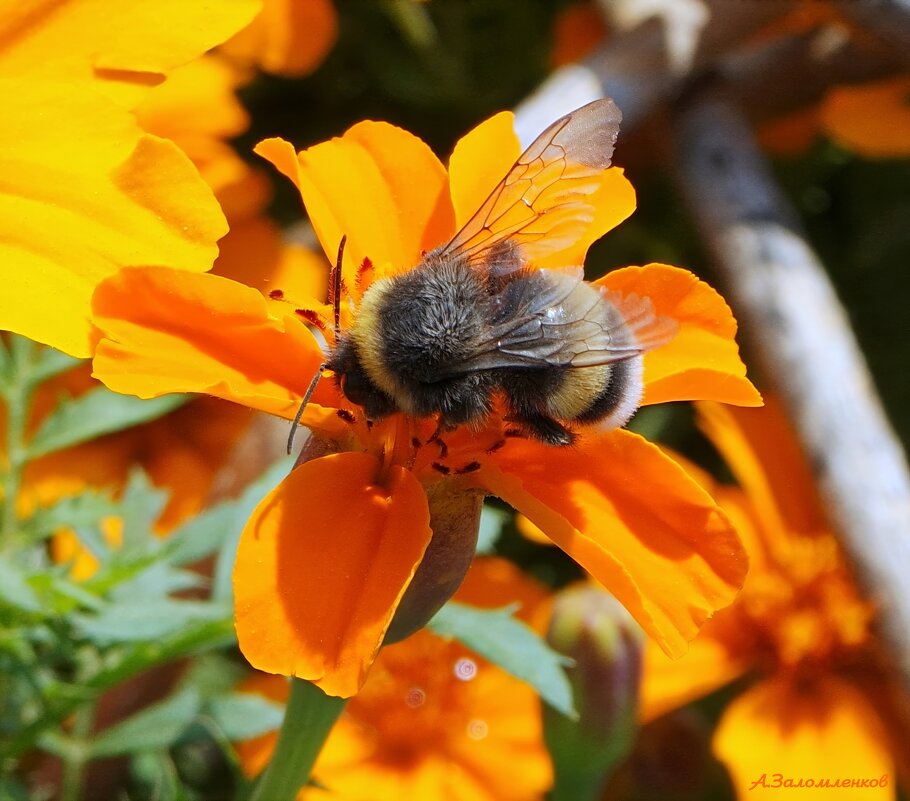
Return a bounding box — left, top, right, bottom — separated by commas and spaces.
511, 411, 576, 447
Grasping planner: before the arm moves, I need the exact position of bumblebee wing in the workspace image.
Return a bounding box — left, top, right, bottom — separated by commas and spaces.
439, 99, 622, 276
441, 269, 677, 374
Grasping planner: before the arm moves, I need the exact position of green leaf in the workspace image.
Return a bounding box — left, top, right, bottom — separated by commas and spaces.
44, 574, 105, 613
0, 558, 42, 613
130, 752, 185, 801
74, 599, 231, 644
26, 490, 119, 543
0, 775, 30, 801
428, 601, 576, 718
27, 387, 188, 458
0, 337, 10, 382
207, 692, 286, 740
109, 562, 207, 602
476, 504, 509, 554
89, 688, 202, 758
163, 503, 241, 568
119, 469, 169, 555
181, 653, 246, 698
68, 523, 113, 565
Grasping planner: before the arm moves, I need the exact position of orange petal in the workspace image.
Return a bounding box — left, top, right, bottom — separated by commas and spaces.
221, 0, 338, 77
91, 267, 333, 420
697, 400, 825, 541
639, 623, 747, 723
447, 111, 521, 229
713, 676, 895, 799
0, 0, 260, 107
535, 167, 638, 269
233, 453, 433, 697
477, 428, 748, 658
599, 264, 762, 407
821, 76, 910, 159
256, 124, 454, 284
134, 55, 249, 145
213, 216, 328, 318
134, 53, 262, 219
0, 81, 226, 357
516, 514, 554, 546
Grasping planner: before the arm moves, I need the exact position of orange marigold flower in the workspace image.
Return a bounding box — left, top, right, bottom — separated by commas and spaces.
0, 0, 259, 357
235, 558, 553, 801
640, 400, 906, 798
221, 0, 338, 78
91, 105, 760, 697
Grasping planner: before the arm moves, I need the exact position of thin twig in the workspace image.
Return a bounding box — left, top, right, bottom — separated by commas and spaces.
670, 86, 910, 692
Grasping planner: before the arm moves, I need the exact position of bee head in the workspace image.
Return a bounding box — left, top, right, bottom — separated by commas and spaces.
328, 337, 396, 420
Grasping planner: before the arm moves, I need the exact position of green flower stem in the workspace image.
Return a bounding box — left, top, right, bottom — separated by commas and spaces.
1, 338, 34, 541
249, 679, 347, 801
381, 0, 437, 49
59, 702, 95, 801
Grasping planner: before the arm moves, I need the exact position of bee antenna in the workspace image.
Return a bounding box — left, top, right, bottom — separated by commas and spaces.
288, 236, 347, 455
287, 364, 326, 455
329, 235, 346, 343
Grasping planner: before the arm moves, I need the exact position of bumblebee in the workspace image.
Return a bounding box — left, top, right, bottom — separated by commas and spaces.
322, 99, 674, 446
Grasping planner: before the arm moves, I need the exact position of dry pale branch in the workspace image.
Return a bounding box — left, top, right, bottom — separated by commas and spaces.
515, 0, 786, 139
515, 1, 901, 142
671, 87, 910, 692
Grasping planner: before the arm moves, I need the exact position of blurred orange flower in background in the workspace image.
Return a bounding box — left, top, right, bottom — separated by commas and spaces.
748, 2, 910, 159
640, 400, 908, 798
819, 74, 910, 159
550, 1, 607, 67
0, 361, 251, 579
221, 0, 338, 78
235, 558, 554, 801
90, 107, 760, 697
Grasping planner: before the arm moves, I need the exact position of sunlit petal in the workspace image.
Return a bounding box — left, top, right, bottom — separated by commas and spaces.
599, 264, 761, 407
476, 429, 747, 657
233, 453, 433, 697
256, 124, 454, 284
447, 111, 521, 229
0, 82, 225, 356
0, 0, 260, 107
91, 267, 339, 421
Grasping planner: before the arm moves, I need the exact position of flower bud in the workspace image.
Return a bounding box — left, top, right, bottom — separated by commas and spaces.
383, 482, 483, 644
544, 584, 644, 801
